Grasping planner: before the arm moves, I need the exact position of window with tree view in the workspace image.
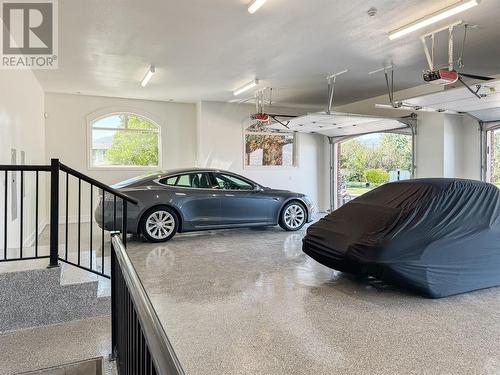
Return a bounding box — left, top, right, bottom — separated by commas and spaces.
90, 113, 160, 168
245, 131, 295, 167
338, 132, 413, 206
487, 128, 500, 188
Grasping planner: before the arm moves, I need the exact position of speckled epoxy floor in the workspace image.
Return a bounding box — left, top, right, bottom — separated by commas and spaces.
126, 225, 500, 375
0, 316, 111, 374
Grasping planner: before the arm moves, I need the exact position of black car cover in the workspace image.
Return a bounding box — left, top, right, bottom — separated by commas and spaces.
303, 179, 500, 298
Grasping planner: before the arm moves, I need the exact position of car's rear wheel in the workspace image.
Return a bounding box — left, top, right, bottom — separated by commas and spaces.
279, 201, 307, 231
141, 207, 178, 242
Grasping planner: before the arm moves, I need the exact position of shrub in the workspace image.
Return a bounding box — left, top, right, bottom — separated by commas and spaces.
364, 169, 389, 184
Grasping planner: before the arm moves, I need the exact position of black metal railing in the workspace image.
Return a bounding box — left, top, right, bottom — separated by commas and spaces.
111, 234, 184, 375
0, 164, 51, 262
0, 159, 184, 374
57, 160, 136, 278
0, 158, 137, 278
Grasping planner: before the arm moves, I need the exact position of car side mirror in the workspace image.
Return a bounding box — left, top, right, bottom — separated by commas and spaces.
254, 185, 263, 192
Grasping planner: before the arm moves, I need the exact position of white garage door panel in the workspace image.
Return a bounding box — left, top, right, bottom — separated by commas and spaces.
468, 108, 500, 122
268, 112, 408, 137
404, 79, 500, 121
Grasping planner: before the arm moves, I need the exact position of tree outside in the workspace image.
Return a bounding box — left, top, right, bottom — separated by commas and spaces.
245, 134, 294, 166
493, 129, 500, 187
102, 115, 159, 167
339, 133, 412, 198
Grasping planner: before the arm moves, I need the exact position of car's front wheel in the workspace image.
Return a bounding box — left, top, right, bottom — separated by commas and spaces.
279, 202, 307, 231
141, 207, 178, 242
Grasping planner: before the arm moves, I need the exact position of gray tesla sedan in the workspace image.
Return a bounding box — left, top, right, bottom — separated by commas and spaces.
96, 168, 315, 242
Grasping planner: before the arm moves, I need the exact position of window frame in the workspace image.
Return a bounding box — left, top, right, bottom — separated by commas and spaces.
243, 130, 299, 170
87, 108, 163, 171
157, 172, 214, 190
156, 171, 260, 191
211, 172, 256, 191
483, 122, 500, 184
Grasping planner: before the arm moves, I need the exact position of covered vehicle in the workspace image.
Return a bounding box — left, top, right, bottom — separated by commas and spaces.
303, 179, 500, 298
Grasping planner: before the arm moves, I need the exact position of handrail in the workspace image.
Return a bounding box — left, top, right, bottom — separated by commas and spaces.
111, 234, 185, 375
0, 165, 50, 171
59, 163, 138, 205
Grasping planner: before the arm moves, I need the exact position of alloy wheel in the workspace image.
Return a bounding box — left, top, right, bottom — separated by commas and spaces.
284, 204, 305, 229
145, 210, 175, 240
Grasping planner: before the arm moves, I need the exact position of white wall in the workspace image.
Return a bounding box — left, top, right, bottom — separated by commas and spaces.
443, 114, 465, 178
0, 70, 46, 251
462, 115, 482, 180
45, 93, 197, 220
196, 101, 326, 210
45, 93, 197, 183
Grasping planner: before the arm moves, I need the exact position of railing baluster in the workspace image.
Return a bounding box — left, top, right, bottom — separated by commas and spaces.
111, 243, 117, 359
49, 159, 59, 268
4, 171, 7, 260
90, 184, 93, 270
65, 171, 69, 261
35, 171, 39, 257
101, 188, 105, 273
78, 178, 81, 265
20, 171, 23, 258
122, 200, 128, 247
113, 195, 117, 231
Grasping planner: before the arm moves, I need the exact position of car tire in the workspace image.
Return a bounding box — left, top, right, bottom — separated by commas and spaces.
279, 201, 307, 231
141, 206, 179, 242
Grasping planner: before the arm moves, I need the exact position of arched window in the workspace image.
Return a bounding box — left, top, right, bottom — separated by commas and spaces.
89, 112, 161, 169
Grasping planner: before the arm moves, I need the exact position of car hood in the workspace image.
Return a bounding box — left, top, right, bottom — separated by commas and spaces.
263, 187, 303, 196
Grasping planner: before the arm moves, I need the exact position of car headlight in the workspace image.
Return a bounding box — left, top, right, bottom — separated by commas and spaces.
303, 196, 314, 208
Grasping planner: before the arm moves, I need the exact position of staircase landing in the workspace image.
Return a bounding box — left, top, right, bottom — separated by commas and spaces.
0, 316, 113, 375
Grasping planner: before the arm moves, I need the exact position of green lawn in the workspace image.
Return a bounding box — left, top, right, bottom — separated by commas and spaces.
346, 186, 373, 196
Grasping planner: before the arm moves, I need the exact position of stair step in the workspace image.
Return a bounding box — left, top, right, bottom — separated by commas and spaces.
0, 267, 110, 332
0, 316, 111, 375
17, 357, 103, 375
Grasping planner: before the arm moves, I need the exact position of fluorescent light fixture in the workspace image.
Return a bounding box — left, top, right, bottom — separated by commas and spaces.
388, 0, 480, 40
233, 79, 259, 96
248, 0, 267, 14
141, 65, 156, 87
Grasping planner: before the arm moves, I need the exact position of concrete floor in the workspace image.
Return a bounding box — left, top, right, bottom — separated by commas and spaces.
0, 316, 111, 374
126, 225, 500, 375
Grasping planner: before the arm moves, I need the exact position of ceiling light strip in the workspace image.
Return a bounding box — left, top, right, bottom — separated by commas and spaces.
248, 0, 267, 14
233, 79, 259, 96
141, 65, 156, 87
388, 0, 480, 40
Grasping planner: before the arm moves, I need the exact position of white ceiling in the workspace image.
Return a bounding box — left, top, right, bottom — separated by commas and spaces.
34, 0, 500, 106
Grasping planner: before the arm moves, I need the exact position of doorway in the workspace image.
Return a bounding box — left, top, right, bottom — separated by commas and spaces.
337, 132, 413, 207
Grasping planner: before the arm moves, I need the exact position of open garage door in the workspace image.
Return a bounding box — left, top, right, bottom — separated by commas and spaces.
266, 111, 417, 211
403, 79, 500, 183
